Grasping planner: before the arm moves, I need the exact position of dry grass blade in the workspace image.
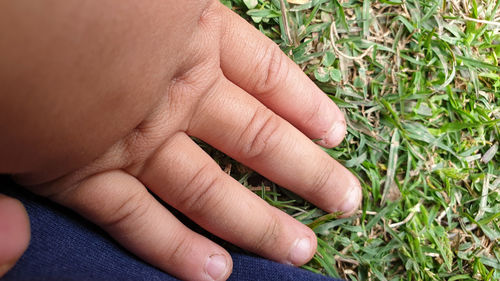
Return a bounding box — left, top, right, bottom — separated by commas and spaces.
221, 0, 500, 279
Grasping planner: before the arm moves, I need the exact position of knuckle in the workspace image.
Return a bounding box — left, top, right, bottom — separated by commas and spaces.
309, 161, 336, 196
239, 107, 283, 160
197, 0, 219, 27
175, 163, 225, 216
303, 100, 323, 130
251, 44, 288, 98
252, 213, 282, 253
101, 188, 151, 231
164, 234, 193, 266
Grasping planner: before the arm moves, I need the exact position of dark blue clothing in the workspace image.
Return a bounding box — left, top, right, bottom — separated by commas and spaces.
0, 178, 340, 281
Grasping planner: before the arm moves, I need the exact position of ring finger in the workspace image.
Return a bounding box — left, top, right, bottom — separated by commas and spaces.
137, 132, 317, 266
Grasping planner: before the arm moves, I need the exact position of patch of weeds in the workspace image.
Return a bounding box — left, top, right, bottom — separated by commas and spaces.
220, 0, 499, 280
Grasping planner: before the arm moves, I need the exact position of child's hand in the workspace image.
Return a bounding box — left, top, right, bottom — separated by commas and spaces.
0, 1, 361, 280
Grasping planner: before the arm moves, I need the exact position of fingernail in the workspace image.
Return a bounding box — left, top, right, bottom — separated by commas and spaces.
205, 255, 227, 281
288, 237, 311, 265
338, 184, 361, 215
322, 120, 346, 147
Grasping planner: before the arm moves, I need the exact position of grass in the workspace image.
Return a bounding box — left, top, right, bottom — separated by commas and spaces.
216, 0, 500, 280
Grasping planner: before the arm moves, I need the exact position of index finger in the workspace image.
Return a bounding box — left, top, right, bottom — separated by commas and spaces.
218, 3, 346, 148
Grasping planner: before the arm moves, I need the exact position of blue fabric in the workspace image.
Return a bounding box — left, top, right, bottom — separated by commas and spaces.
0, 177, 341, 281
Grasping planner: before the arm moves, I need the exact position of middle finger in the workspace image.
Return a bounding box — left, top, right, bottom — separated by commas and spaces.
188, 77, 361, 216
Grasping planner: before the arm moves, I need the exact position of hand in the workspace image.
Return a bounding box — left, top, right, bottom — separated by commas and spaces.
0, 1, 361, 280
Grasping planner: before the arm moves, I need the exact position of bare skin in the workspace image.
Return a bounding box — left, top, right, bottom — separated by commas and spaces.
0, 1, 362, 280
